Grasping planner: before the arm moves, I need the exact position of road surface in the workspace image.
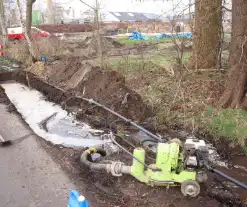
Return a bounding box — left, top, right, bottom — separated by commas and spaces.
0, 104, 76, 207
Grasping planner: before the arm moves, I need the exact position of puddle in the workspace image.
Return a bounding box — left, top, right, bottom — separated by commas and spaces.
1, 82, 115, 149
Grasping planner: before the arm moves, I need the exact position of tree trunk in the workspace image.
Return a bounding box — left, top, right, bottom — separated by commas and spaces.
26, 0, 33, 38
16, 0, 37, 62
188, 0, 222, 69
219, 0, 247, 108
0, 0, 8, 48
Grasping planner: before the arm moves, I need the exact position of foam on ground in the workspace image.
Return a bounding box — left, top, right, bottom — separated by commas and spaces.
1, 82, 112, 148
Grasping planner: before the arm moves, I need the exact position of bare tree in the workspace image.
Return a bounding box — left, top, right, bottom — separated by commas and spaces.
0, 0, 8, 47
79, 0, 103, 68
219, 0, 247, 108
188, 0, 222, 69
16, 0, 37, 62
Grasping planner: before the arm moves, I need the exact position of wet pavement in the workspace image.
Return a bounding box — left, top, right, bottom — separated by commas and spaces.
0, 104, 76, 207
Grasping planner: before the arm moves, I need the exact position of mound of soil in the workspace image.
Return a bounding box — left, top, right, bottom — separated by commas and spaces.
83, 36, 123, 50
0, 65, 152, 127
74, 67, 152, 123
44, 56, 87, 89
74, 36, 124, 56
29, 57, 152, 124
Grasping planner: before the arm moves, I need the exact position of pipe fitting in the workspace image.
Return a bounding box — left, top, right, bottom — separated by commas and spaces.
80, 147, 131, 177
106, 162, 131, 176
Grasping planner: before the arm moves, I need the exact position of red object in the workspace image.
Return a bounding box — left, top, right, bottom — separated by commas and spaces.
7, 27, 50, 41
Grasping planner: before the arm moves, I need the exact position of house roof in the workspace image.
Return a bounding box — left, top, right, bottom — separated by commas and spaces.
110, 12, 150, 22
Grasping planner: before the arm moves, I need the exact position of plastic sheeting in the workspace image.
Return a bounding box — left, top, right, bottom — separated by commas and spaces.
152, 33, 172, 40
129, 32, 149, 40
153, 32, 192, 40
128, 32, 192, 41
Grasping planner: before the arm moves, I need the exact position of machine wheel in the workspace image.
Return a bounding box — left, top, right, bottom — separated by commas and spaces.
181, 180, 200, 197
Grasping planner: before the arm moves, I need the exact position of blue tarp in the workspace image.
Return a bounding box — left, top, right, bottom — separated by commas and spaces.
128, 32, 192, 41
129, 32, 149, 40
152, 33, 172, 40
152, 32, 192, 40
176, 32, 192, 39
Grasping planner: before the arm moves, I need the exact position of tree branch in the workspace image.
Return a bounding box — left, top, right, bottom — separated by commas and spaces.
78, 0, 95, 10
222, 5, 232, 12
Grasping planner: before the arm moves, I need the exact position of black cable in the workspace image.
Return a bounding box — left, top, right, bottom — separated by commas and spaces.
82, 97, 164, 142
211, 167, 247, 190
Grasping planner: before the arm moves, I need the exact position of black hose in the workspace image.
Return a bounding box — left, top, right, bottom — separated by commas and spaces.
211, 168, 247, 190
82, 98, 164, 142
80, 147, 109, 170
140, 139, 158, 145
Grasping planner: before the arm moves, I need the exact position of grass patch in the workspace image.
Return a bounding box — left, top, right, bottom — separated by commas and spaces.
106, 44, 246, 150
107, 55, 166, 76
107, 52, 192, 74
201, 107, 247, 147
117, 38, 170, 46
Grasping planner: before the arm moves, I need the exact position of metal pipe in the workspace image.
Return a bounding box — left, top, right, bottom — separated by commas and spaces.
80, 147, 131, 176
82, 98, 164, 142
212, 168, 247, 190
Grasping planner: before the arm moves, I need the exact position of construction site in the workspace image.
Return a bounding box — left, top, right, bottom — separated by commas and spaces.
1, 0, 247, 207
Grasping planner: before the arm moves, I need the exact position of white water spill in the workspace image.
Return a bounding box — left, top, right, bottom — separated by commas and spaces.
1, 82, 116, 149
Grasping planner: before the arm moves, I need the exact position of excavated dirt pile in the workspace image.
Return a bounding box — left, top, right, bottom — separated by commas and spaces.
0, 58, 152, 127
42, 57, 152, 124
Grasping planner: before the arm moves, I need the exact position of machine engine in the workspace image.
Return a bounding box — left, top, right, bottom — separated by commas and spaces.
184, 139, 209, 169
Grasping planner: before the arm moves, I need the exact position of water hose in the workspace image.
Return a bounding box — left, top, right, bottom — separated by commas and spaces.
80, 147, 108, 170
80, 147, 131, 176
82, 98, 164, 142
211, 168, 247, 190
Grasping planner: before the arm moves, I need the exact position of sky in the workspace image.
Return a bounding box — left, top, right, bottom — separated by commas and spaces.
34, 0, 193, 16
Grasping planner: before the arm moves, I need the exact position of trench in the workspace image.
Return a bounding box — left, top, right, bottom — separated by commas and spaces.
1, 82, 116, 150
1, 71, 247, 206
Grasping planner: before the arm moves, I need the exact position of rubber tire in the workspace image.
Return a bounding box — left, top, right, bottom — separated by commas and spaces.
181, 180, 200, 197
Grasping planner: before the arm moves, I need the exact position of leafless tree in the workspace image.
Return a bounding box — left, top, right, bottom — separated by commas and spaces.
0, 0, 8, 47
79, 0, 103, 68
16, 0, 37, 62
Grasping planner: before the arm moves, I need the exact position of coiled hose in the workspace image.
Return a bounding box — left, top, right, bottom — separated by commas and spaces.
80, 147, 108, 170
80, 147, 131, 175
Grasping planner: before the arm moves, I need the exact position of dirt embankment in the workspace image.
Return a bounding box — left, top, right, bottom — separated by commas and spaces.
0, 61, 152, 128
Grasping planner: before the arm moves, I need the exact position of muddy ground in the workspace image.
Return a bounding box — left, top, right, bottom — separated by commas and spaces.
1, 68, 247, 206
0, 83, 221, 207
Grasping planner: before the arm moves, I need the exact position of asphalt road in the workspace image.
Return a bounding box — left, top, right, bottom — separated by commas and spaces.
0, 104, 76, 207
